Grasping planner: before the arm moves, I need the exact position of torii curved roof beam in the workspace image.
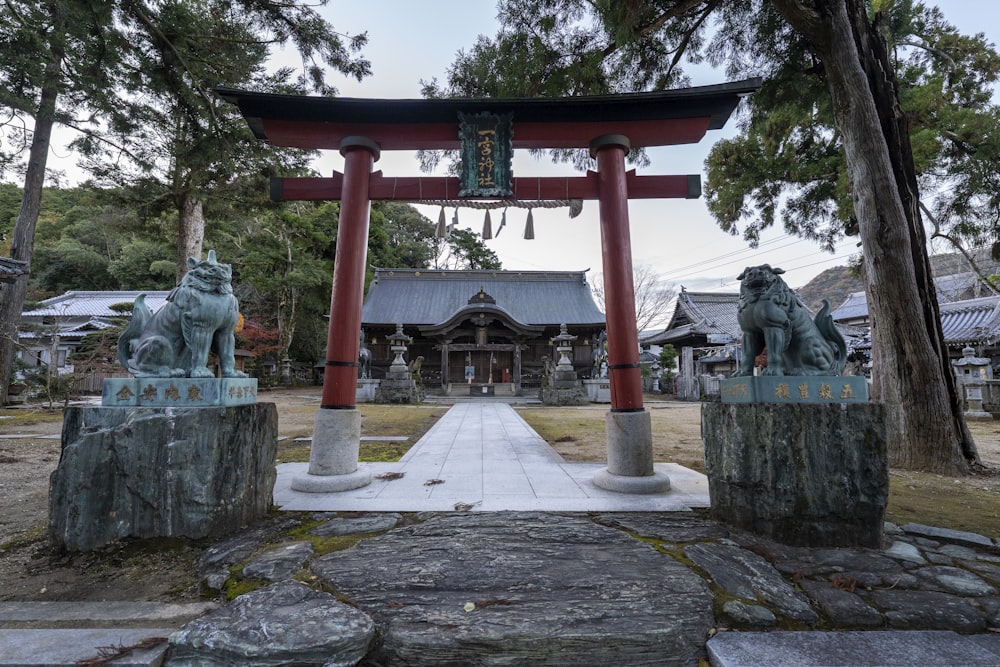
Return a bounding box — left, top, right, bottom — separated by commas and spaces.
216, 78, 760, 152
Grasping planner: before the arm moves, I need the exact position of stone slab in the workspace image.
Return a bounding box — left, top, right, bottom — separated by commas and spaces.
707, 630, 1000, 667
311, 512, 715, 666
102, 377, 258, 407
901, 522, 998, 551
720, 375, 868, 403
168, 580, 374, 666
0, 628, 170, 666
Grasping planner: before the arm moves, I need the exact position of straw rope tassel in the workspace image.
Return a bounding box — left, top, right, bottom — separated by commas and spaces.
523, 208, 535, 240
435, 206, 447, 238
482, 209, 493, 240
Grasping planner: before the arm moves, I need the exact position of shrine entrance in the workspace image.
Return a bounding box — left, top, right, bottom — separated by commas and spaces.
220, 79, 759, 495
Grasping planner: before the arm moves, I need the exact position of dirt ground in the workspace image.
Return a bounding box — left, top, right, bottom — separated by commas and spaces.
1, 388, 999, 604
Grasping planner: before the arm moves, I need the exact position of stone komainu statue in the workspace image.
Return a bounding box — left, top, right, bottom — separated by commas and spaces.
117, 250, 247, 378
735, 264, 847, 377
408, 355, 424, 384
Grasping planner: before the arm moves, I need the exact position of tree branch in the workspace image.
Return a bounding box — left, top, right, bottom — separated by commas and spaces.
921, 199, 1000, 295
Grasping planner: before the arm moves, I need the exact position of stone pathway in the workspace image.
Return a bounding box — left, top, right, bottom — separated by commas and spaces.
162, 511, 1000, 665
274, 401, 709, 513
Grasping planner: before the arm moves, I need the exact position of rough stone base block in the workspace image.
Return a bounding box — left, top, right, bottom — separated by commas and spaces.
50, 403, 278, 551
374, 378, 424, 404
702, 402, 887, 548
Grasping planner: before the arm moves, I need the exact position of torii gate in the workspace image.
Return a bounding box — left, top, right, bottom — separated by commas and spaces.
219, 79, 759, 495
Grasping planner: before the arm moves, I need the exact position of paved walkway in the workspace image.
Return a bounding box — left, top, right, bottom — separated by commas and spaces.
274, 400, 710, 513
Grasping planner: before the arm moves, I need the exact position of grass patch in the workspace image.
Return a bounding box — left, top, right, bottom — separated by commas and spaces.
276, 405, 446, 463
0, 409, 63, 427
886, 469, 1000, 536
224, 577, 269, 600
360, 441, 411, 462
0, 526, 47, 552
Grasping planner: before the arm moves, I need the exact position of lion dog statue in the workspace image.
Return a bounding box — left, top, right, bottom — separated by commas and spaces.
118, 250, 247, 379
735, 264, 847, 377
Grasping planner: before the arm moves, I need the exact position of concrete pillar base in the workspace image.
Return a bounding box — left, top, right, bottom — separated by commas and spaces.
593, 466, 671, 494
593, 409, 670, 494
292, 467, 372, 493
292, 408, 371, 493
605, 409, 654, 476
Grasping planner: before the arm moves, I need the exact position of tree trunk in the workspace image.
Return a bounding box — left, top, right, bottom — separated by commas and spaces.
772, 0, 974, 474
0, 70, 60, 406
176, 196, 205, 282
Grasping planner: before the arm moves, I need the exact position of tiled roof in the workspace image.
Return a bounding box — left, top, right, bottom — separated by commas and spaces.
361, 269, 605, 327
22, 291, 171, 318
0, 257, 28, 283
835, 292, 1000, 348
830, 291, 869, 322
938, 296, 1000, 346
644, 290, 741, 344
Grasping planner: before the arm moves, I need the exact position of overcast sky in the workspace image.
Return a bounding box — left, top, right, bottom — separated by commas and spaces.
303, 1, 998, 295
39, 2, 999, 297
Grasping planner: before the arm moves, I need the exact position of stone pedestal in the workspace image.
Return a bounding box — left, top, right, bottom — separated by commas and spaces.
540, 383, 589, 405
583, 379, 611, 403
102, 377, 258, 407
702, 402, 888, 548
962, 381, 993, 421
374, 379, 424, 404
592, 410, 671, 494
50, 403, 277, 551
356, 378, 379, 403
292, 408, 371, 492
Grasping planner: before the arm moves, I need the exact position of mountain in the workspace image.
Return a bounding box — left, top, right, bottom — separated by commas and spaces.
794, 246, 1000, 313
796, 265, 864, 313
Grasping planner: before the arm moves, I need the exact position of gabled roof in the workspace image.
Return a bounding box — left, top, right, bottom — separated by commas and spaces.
18, 317, 117, 340
644, 290, 741, 345
934, 271, 999, 303
361, 269, 605, 328
22, 291, 171, 318
830, 291, 869, 322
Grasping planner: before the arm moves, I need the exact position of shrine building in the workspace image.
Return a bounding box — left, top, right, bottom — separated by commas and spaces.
361, 268, 606, 396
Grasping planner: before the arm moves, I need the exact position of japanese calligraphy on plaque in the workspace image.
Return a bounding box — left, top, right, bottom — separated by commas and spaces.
458, 112, 513, 197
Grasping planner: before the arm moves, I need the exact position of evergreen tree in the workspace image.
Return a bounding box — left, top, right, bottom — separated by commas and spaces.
0, 0, 369, 404
433, 0, 996, 473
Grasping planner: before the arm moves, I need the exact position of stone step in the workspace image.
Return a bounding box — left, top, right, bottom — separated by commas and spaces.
0, 602, 216, 667
0, 628, 171, 666
0, 601, 217, 629
707, 630, 1000, 667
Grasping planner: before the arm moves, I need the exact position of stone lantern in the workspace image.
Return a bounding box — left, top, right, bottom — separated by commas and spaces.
952, 346, 992, 420
551, 324, 578, 382
541, 324, 588, 405
386, 323, 413, 381
374, 324, 423, 404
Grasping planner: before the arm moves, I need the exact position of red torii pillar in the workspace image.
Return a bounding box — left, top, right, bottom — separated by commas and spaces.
292, 137, 380, 493
590, 135, 669, 493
